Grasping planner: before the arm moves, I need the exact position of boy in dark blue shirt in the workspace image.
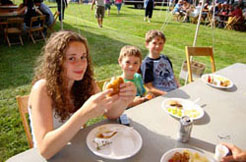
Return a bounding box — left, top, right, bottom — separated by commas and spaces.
141, 30, 180, 96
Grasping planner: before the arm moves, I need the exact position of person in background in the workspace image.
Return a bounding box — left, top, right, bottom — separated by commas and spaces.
0, 0, 14, 5
34, 0, 54, 27
172, 0, 183, 15
115, 0, 122, 14
0, 3, 27, 17
144, 0, 154, 23
229, 5, 244, 22
118, 45, 153, 107
141, 30, 180, 96
104, 0, 111, 16
221, 143, 246, 162
91, 0, 105, 28
56, 0, 67, 21
242, 8, 246, 20
179, 0, 191, 20
28, 31, 136, 159
183, 1, 202, 22
23, 0, 43, 31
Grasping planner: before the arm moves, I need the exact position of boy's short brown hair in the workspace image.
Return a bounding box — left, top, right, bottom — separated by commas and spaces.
145, 30, 166, 43
118, 45, 142, 62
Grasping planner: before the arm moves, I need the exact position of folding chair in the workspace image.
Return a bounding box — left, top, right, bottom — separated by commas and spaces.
173, 12, 183, 22
47, 11, 59, 33
185, 46, 216, 83
4, 17, 24, 47
207, 12, 217, 27
27, 15, 46, 44
16, 95, 33, 148
190, 16, 199, 24
224, 16, 238, 30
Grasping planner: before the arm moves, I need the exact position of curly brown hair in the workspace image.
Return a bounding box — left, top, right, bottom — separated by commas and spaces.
33, 31, 94, 121
145, 30, 166, 44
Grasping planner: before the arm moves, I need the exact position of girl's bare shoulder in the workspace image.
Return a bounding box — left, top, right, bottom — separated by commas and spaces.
29, 79, 52, 108
31, 79, 48, 93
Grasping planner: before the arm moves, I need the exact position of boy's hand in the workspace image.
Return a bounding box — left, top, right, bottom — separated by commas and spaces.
134, 96, 146, 104
145, 82, 167, 96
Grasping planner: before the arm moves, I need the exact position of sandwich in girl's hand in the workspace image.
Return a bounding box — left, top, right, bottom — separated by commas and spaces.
105, 77, 124, 96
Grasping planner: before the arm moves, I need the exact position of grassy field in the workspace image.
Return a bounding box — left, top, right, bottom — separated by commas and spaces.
0, 2, 246, 161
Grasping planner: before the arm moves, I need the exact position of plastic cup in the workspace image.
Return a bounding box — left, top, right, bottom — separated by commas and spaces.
214, 144, 230, 161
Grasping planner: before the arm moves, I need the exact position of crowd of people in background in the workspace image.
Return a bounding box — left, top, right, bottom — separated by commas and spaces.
0, 0, 55, 33
171, 0, 246, 29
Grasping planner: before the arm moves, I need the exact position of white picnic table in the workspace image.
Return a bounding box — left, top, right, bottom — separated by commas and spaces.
7, 63, 246, 162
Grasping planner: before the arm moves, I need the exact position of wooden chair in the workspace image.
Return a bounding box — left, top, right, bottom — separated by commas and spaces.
4, 17, 24, 47
47, 11, 59, 33
16, 95, 33, 148
172, 12, 183, 22
207, 12, 217, 27
185, 46, 216, 83
224, 16, 239, 30
190, 16, 199, 24
27, 15, 46, 44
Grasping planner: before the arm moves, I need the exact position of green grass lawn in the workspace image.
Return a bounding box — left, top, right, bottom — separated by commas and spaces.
0, 3, 246, 161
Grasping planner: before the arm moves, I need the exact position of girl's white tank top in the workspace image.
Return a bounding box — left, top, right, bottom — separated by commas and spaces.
28, 106, 68, 147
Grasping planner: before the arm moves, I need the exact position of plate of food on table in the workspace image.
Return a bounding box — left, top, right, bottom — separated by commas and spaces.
160, 148, 215, 162
86, 124, 142, 160
201, 74, 233, 89
162, 98, 204, 120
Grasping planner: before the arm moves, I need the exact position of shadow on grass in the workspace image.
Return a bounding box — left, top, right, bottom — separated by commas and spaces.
126, 6, 170, 11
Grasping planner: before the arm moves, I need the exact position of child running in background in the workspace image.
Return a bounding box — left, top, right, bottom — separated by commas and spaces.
104, 0, 111, 16
118, 45, 153, 107
91, 0, 105, 28
115, 0, 122, 14
141, 30, 180, 96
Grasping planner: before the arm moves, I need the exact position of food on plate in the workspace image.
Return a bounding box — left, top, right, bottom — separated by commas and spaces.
167, 107, 200, 118
168, 150, 209, 162
167, 107, 183, 117
220, 80, 230, 87
96, 127, 118, 139
184, 109, 200, 118
168, 100, 183, 109
207, 75, 231, 88
207, 75, 217, 85
168, 151, 190, 162
93, 127, 118, 150
105, 77, 124, 96
93, 137, 112, 150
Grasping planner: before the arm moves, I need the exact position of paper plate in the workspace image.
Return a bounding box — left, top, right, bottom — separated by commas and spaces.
202, 74, 233, 89
162, 98, 204, 120
86, 124, 142, 160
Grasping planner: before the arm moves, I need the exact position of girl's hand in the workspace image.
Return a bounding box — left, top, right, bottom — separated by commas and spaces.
80, 89, 118, 119
118, 81, 137, 106
103, 82, 136, 119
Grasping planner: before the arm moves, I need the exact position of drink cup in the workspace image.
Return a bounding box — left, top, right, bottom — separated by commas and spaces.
214, 144, 230, 161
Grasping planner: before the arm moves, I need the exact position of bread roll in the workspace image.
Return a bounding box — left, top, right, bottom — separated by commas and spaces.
105, 77, 124, 96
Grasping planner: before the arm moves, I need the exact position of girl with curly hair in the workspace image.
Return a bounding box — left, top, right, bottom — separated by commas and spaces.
28, 30, 136, 159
